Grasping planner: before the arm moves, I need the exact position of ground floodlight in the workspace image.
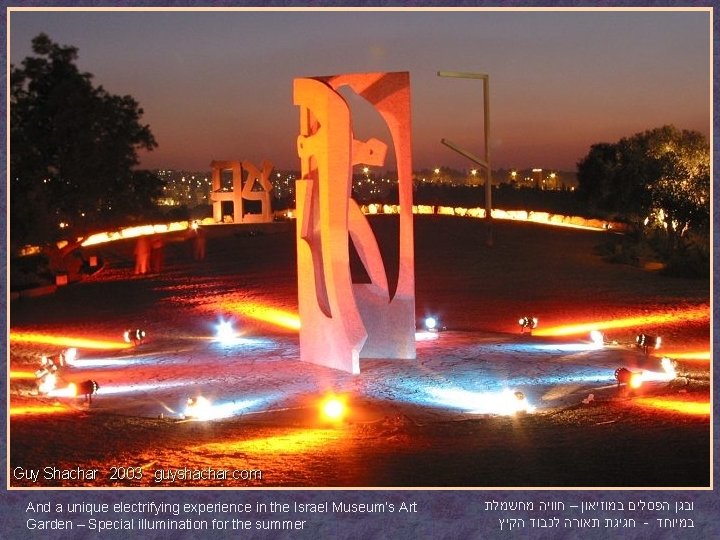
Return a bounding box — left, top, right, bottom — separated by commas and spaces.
36, 372, 58, 394
185, 396, 212, 420
425, 317, 437, 331
62, 347, 78, 365
320, 394, 347, 422
589, 330, 604, 347
518, 316, 538, 333
215, 319, 236, 343
76, 380, 100, 404
636, 333, 661, 354
615, 367, 642, 389
36, 354, 58, 378
660, 357, 678, 378
123, 328, 146, 345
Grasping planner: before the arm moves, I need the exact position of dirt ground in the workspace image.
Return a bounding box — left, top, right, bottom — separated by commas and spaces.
8, 216, 711, 488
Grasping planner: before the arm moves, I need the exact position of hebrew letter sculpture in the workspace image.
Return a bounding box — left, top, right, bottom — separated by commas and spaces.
210, 160, 244, 223
294, 71, 415, 374
210, 160, 274, 223
241, 159, 274, 223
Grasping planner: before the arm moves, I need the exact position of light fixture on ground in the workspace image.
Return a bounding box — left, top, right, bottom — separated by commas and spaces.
36, 372, 58, 394
636, 333, 661, 354
660, 357, 678, 376
615, 367, 643, 389
75, 380, 100, 404
185, 396, 212, 420
61, 347, 78, 365
36, 347, 76, 375
518, 316, 538, 333
215, 318, 236, 343
589, 330, 605, 347
35, 355, 58, 378
320, 394, 348, 423
425, 317, 438, 331
123, 328, 146, 345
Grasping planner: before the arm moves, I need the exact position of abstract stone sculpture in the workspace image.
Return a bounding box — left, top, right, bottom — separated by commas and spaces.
210, 159, 274, 223
294, 72, 416, 374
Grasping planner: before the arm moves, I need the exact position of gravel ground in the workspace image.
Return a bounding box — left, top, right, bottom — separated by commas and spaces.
9, 216, 710, 488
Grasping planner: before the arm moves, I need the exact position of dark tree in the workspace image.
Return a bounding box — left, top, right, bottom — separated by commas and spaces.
11, 34, 160, 247
577, 126, 709, 274
577, 125, 709, 239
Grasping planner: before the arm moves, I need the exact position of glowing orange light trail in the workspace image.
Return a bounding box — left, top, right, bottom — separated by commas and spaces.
533, 307, 709, 337
666, 351, 711, 362
80, 221, 190, 247
630, 397, 710, 416
9, 371, 37, 379
9, 332, 132, 350
192, 429, 341, 454
10, 404, 75, 416
216, 301, 301, 331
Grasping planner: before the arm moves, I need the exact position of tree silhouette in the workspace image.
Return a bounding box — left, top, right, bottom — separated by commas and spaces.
577, 125, 709, 240
11, 33, 160, 247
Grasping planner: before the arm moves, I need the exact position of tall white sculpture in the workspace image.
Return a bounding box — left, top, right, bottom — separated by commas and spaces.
294, 72, 415, 374
210, 159, 274, 223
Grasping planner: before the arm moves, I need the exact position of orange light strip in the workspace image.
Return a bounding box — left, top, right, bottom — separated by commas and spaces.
630, 397, 710, 416
9, 371, 37, 379
81, 221, 190, 247
193, 429, 341, 454
10, 404, 74, 416
533, 307, 709, 337
666, 351, 711, 362
217, 301, 301, 331
9, 332, 132, 350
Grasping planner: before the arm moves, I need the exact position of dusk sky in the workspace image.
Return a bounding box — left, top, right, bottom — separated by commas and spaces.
9, 7, 711, 173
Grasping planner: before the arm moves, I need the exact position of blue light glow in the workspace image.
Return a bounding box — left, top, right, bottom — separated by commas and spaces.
216, 318, 236, 343
424, 386, 534, 415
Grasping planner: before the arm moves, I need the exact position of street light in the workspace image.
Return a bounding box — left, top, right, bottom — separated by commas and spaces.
438, 70, 493, 245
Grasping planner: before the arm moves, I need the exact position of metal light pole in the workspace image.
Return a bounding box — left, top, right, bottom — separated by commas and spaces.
437, 71, 493, 246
